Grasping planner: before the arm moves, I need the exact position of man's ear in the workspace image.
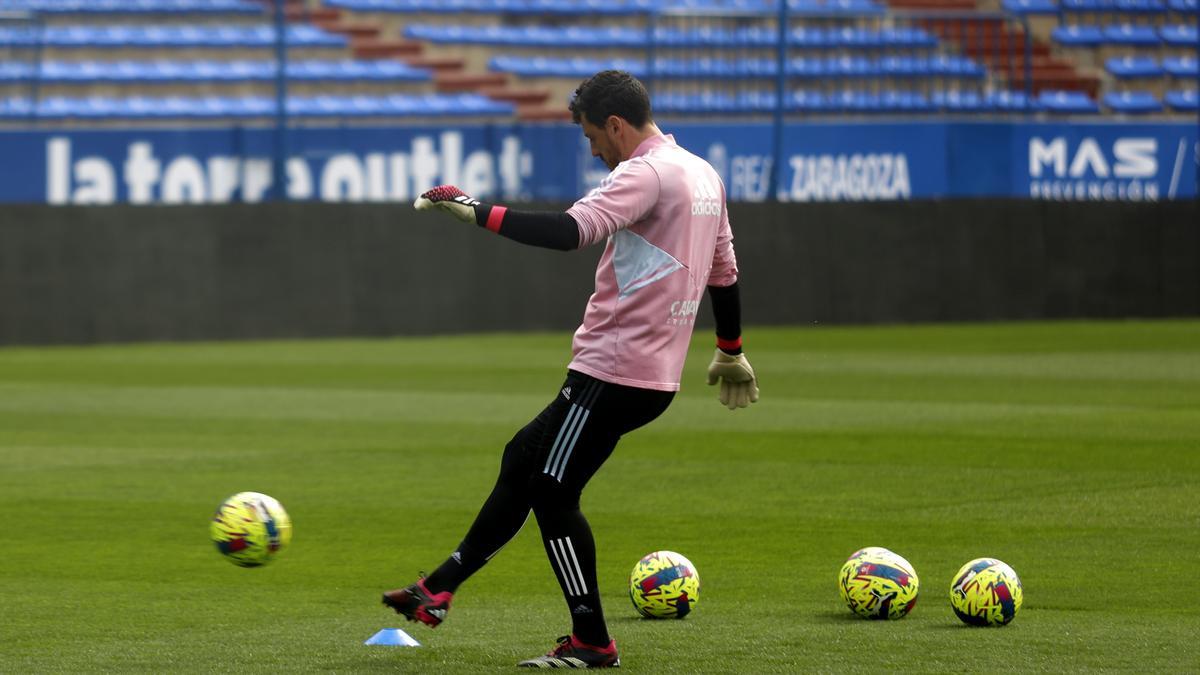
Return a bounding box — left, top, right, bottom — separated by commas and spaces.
605, 115, 623, 136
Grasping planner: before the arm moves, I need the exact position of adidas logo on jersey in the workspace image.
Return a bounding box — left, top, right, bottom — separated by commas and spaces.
692, 175, 722, 216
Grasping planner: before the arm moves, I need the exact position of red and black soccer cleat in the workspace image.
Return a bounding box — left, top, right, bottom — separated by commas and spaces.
517, 634, 620, 669
381, 577, 453, 628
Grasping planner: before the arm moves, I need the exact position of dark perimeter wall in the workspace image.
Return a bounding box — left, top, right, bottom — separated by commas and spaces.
0, 200, 1196, 345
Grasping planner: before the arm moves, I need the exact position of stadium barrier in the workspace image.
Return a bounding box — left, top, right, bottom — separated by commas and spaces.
0, 199, 1195, 345
3, 120, 1196, 203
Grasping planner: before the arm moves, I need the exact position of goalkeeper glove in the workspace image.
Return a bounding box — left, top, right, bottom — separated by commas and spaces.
706, 349, 759, 410
413, 185, 483, 224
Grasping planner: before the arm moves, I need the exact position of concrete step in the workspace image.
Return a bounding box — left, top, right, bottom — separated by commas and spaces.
517, 105, 573, 122
435, 72, 508, 92
479, 85, 552, 106
352, 37, 424, 59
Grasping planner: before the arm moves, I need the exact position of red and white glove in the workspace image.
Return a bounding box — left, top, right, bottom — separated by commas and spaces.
413, 185, 481, 224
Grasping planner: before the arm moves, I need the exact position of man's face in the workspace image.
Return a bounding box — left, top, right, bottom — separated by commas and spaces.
581, 117, 620, 171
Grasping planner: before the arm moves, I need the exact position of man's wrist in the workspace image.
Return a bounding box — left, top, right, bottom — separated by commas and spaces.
717, 336, 742, 355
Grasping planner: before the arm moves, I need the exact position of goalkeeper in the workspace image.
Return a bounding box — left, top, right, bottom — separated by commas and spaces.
382, 70, 758, 669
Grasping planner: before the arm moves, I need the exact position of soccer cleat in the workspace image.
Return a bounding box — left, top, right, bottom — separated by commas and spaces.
381, 577, 453, 628
517, 635, 620, 669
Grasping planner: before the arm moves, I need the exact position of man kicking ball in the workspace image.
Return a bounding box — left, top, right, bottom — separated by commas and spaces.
382, 70, 758, 669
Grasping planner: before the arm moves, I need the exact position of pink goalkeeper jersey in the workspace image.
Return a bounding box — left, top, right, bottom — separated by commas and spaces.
565, 133, 738, 392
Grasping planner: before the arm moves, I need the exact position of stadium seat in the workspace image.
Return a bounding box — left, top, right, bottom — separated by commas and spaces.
1002, 0, 1059, 13
1103, 24, 1161, 46
1059, 0, 1113, 15
2, 59, 431, 84
1160, 24, 1199, 46
931, 89, 987, 112
1037, 89, 1100, 112
1164, 89, 1199, 110
787, 0, 885, 12
988, 90, 1036, 111
1052, 25, 1105, 47
0, 25, 347, 49
0, 94, 513, 120
0, 0, 262, 13
0, 97, 34, 118
1167, 0, 1198, 12
1105, 55, 1162, 77
1102, 90, 1163, 113
788, 90, 829, 112
1163, 55, 1199, 77
1113, 0, 1167, 13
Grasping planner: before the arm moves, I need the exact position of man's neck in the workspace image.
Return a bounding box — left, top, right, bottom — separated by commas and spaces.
622, 122, 663, 159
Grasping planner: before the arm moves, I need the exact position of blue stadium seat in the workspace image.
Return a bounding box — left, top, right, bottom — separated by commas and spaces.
929, 54, 986, 78
327, 0, 800, 14
1052, 25, 1105, 47
1102, 90, 1162, 113
1114, 0, 1167, 12
1037, 89, 1100, 113
1103, 24, 1161, 46
0, 97, 35, 117
489, 53, 983, 83
787, 0, 885, 12
931, 89, 987, 112
1167, 0, 1198, 12
1164, 89, 1198, 110
987, 90, 1035, 111
1059, 0, 1113, 12
1105, 55, 1162, 77
1003, 0, 1059, 14
880, 90, 933, 113
0, 0, 262, 13
16, 59, 430, 84
1160, 24, 1199, 46
0, 94, 512, 120
787, 90, 828, 112
10, 25, 347, 49
1163, 55, 1198, 77
653, 91, 740, 115
826, 90, 884, 113
0, 62, 32, 82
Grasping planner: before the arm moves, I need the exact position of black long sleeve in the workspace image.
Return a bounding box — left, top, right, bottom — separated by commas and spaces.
707, 281, 743, 354
472, 204, 579, 251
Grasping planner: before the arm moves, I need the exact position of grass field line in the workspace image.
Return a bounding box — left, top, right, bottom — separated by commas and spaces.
761, 351, 1200, 382
1, 379, 1192, 432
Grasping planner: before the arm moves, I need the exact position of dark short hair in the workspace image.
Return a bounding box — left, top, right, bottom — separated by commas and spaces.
568, 70, 652, 128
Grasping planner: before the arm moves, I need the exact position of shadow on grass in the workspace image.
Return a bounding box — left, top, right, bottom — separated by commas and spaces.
611, 615, 690, 624
808, 610, 889, 624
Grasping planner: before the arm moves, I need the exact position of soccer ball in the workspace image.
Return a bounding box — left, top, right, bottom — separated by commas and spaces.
629, 550, 700, 619
949, 558, 1023, 626
210, 492, 292, 567
838, 547, 920, 620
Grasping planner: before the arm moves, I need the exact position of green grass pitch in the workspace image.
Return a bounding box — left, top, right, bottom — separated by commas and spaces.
1, 320, 1198, 672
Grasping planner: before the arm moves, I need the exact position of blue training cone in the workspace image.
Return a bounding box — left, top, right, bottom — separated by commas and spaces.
364, 628, 421, 647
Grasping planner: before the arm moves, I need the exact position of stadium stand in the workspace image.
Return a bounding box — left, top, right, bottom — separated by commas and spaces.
0, 0, 1195, 122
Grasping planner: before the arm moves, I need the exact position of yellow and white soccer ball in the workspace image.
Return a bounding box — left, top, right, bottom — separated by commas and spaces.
949, 558, 1023, 626
629, 550, 700, 619
838, 547, 920, 620
210, 492, 292, 567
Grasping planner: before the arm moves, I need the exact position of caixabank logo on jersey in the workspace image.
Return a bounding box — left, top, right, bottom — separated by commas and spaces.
1022, 130, 1195, 202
